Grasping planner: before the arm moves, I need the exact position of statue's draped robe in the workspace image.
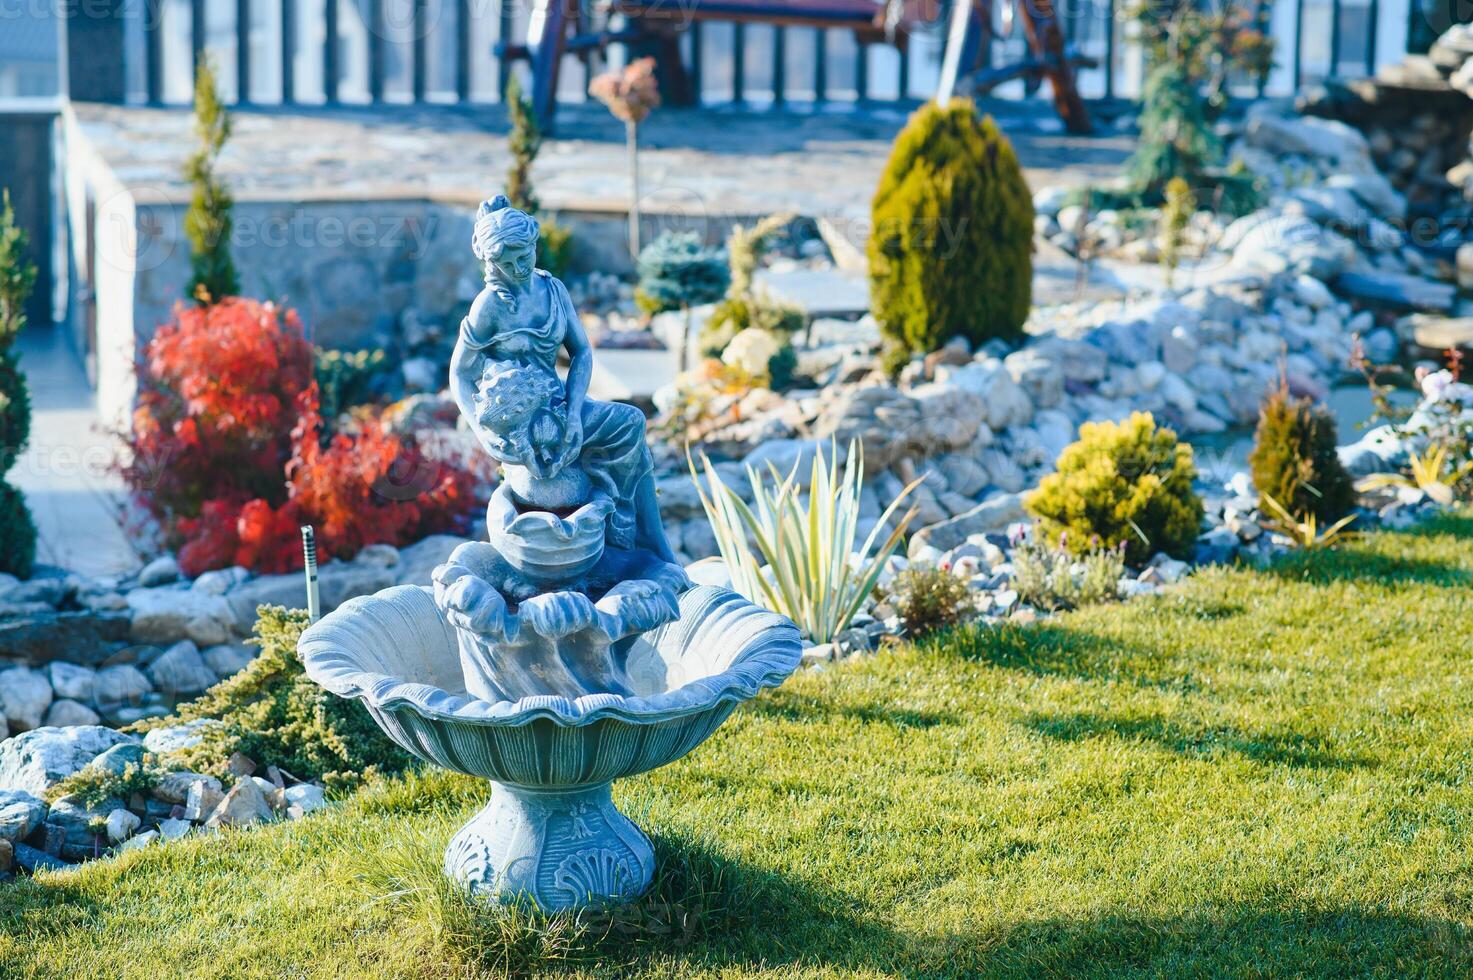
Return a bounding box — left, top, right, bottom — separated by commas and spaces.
459, 271, 652, 549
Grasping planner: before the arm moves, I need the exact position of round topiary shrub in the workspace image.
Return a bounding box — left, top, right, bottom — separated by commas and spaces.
869, 99, 1033, 369
634, 231, 729, 316
1249, 385, 1355, 524
1025, 412, 1203, 566
0, 481, 36, 578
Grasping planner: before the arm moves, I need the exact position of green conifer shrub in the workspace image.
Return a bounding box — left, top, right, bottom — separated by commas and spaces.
183, 57, 240, 304
0, 189, 36, 577
1025, 412, 1203, 566
131, 606, 414, 790
634, 232, 729, 316
1126, 60, 1221, 203
1249, 384, 1356, 524
868, 100, 1033, 369
505, 75, 574, 278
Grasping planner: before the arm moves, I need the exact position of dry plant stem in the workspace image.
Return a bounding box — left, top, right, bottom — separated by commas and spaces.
627, 120, 641, 259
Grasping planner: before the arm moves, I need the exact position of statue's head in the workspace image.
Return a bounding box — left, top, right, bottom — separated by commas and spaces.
473, 195, 540, 285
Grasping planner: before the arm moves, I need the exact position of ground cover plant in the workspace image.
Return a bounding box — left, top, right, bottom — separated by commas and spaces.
4, 515, 1473, 977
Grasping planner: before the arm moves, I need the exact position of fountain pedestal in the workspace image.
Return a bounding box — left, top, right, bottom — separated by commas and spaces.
446, 782, 656, 908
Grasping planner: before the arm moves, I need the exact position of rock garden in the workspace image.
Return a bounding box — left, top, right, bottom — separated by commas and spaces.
5, 10, 1473, 976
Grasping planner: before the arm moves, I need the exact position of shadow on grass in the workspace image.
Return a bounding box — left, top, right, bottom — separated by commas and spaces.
0, 874, 104, 945
940, 622, 1196, 695
1266, 547, 1472, 588
1023, 711, 1374, 771
743, 687, 957, 730
1264, 514, 1473, 589
434, 831, 1473, 978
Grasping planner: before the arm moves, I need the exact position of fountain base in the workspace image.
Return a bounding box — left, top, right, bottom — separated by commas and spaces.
444, 782, 656, 910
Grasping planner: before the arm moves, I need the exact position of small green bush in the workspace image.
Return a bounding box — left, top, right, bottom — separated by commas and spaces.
314, 347, 392, 422
634, 232, 729, 316
869, 100, 1033, 367
701, 213, 802, 359
1012, 538, 1125, 611
537, 218, 575, 279
1127, 60, 1220, 203
885, 565, 973, 637
1025, 412, 1203, 566
700, 296, 804, 359
1249, 385, 1355, 524
130, 605, 414, 791
45, 756, 167, 807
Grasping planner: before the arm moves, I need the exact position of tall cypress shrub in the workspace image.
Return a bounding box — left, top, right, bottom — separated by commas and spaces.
0, 190, 37, 577
184, 57, 240, 304
868, 100, 1033, 370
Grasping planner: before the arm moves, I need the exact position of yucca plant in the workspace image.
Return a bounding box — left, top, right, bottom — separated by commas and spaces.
1355, 445, 1473, 507
1261, 493, 1357, 549
688, 441, 921, 643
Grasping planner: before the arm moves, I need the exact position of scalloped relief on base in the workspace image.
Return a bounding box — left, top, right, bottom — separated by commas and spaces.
444, 782, 655, 910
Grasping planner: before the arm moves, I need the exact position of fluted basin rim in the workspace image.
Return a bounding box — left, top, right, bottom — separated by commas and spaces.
299, 584, 802, 728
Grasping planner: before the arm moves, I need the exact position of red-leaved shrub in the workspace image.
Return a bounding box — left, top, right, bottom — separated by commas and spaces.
125, 298, 313, 517
126, 298, 481, 577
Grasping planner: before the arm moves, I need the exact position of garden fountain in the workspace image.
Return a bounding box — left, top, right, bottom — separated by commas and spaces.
298, 196, 801, 911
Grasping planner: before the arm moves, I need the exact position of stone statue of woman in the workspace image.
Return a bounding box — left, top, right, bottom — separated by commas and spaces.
450, 196, 676, 564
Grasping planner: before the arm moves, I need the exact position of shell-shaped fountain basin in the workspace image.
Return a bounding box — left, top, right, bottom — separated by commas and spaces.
298, 583, 801, 910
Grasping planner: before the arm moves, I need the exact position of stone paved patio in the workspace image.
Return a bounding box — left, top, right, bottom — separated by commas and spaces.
10, 326, 140, 577
69, 100, 1133, 235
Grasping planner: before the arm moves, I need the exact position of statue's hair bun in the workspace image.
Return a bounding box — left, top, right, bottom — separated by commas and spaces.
480, 194, 513, 217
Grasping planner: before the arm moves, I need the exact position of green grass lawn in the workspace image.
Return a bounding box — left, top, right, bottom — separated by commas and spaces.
4, 516, 1473, 978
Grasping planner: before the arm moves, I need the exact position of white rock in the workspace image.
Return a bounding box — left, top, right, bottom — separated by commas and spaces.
355, 543, 400, 568
145, 640, 219, 698
158, 818, 193, 840
1159, 372, 1198, 414
143, 719, 218, 754
128, 587, 235, 646
0, 789, 48, 842
1243, 114, 1370, 164
93, 665, 153, 709
191, 566, 248, 595
205, 777, 276, 829
741, 438, 839, 475
1291, 274, 1334, 310
684, 558, 733, 590
201, 644, 254, 678
47, 662, 97, 702
105, 807, 140, 843
283, 783, 326, 816
138, 555, 181, 588
0, 667, 53, 732
0, 726, 138, 795
936, 361, 1033, 430
41, 700, 101, 727
118, 829, 160, 852
1004, 349, 1063, 409
183, 778, 225, 821
1160, 326, 1199, 374
1135, 361, 1167, 391
1145, 553, 1190, 584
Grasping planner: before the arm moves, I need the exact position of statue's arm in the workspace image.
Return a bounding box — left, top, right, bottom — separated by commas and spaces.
450, 292, 492, 424
561, 291, 592, 425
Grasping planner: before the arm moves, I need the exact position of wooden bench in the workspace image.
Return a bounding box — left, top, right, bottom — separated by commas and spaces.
502, 0, 1092, 134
